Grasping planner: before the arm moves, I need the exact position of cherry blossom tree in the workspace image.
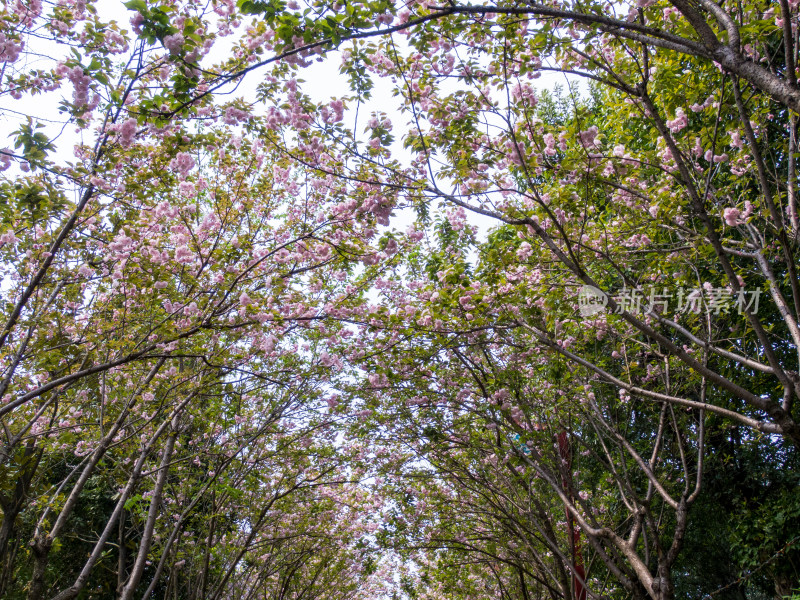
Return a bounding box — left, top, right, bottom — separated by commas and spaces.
2, 0, 800, 598
0, 1, 389, 597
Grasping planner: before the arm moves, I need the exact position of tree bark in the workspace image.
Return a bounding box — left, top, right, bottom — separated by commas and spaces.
118, 427, 178, 600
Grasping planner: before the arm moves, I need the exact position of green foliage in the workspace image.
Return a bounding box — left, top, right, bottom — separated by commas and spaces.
0, 178, 67, 227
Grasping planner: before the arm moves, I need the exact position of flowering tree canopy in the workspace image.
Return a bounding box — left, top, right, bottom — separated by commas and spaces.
1, 0, 800, 598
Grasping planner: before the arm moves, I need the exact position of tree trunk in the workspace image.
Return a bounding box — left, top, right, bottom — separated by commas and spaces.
119, 429, 177, 600
117, 508, 128, 595
27, 543, 51, 600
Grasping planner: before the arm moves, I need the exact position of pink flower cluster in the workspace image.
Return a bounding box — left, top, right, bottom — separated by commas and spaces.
578, 126, 599, 148
624, 233, 652, 247
320, 100, 345, 124
104, 29, 130, 55
262, 83, 317, 130
0, 231, 19, 246
511, 83, 537, 106
163, 33, 184, 55
174, 244, 194, 264
690, 95, 716, 112
153, 200, 180, 220
170, 152, 195, 180
543, 133, 557, 156
55, 62, 96, 109
507, 140, 525, 166
223, 107, 251, 125
723, 201, 754, 226
0, 149, 12, 171
213, 0, 235, 17
178, 181, 196, 196
130, 12, 144, 33
10, 0, 42, 27
113, 117, 137, 148
666, 108, 688, 133
0, 33, 23, 63
729, 130, 744, 149
516, 242, 533, 260
704, 150, 729, 163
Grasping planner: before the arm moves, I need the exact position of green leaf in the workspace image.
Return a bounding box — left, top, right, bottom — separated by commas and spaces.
123, 0, 148, 13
